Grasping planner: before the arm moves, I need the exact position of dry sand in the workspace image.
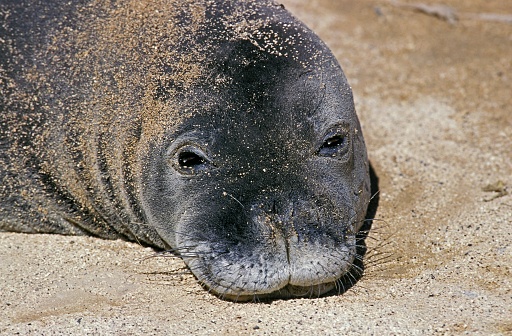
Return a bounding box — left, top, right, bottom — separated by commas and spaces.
1, 0, 511, 334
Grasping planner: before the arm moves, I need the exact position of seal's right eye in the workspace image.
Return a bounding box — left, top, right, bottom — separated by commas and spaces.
317, 127, 351, 158
171, 145, 210, 175
178, 151, 205, 168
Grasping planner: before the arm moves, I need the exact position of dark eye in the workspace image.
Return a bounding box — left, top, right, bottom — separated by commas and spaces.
324, 135, 345, 148
172, 145, 210, 174
318, 130, 350, 157
178, 151, 205, 168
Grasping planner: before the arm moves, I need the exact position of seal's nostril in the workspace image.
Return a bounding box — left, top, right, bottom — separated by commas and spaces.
271, 200, 278, 214
314, 198, 326, 207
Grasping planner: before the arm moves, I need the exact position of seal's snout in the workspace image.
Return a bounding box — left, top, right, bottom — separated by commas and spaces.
176, 193, 360, 301
252, 197, 356, 286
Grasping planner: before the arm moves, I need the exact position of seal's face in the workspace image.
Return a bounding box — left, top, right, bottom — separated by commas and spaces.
141, 37, 370, 300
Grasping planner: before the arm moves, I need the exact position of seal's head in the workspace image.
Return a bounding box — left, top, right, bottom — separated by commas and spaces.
140, 2, 371, 300
2, 0, 369, 300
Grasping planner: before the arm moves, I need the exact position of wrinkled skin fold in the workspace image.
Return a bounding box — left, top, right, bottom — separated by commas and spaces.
0, 0, 371, 300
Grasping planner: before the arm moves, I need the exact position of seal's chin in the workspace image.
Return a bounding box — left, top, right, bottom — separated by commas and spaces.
221, 282, 337, 302
177, 230, 359, 301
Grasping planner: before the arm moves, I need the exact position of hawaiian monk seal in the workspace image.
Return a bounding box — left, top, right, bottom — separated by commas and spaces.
0, 0, 371, 301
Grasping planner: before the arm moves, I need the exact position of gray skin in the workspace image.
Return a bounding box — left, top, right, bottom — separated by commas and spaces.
0, 0, 371, 300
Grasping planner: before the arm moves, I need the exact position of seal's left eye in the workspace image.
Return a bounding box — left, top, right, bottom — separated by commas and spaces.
318, 129, 350, 157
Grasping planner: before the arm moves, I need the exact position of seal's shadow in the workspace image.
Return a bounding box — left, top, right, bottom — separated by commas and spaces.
327, 162, 380, 297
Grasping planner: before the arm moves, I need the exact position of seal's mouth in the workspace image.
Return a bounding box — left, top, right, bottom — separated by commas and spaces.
220, 282, 338, 302
179, 232, 360, 302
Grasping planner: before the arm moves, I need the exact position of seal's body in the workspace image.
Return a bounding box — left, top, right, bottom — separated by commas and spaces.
0, 0, 371, 300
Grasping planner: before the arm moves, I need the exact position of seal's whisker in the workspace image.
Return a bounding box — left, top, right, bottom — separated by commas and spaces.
365, 248, 394, 259
234, 291, 243, 303
351, 272, 366, 286
363, 217, 388, 224
346, 272, 357, 288
365, 230, 387, 241
353, 241, 368, 248
358, 220, 390, 234
349, 259, 364, 273
222, 191, 244, 208
367, 239, 395, 252
255, 293, 263, 303
343, 270, 358, 286
333, 279, 340, 293
365, 254, 396, 266
335, 278, 346, 295
128, 221, 203, 241
370, 190, 380, 202
140, 246, 212, 264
